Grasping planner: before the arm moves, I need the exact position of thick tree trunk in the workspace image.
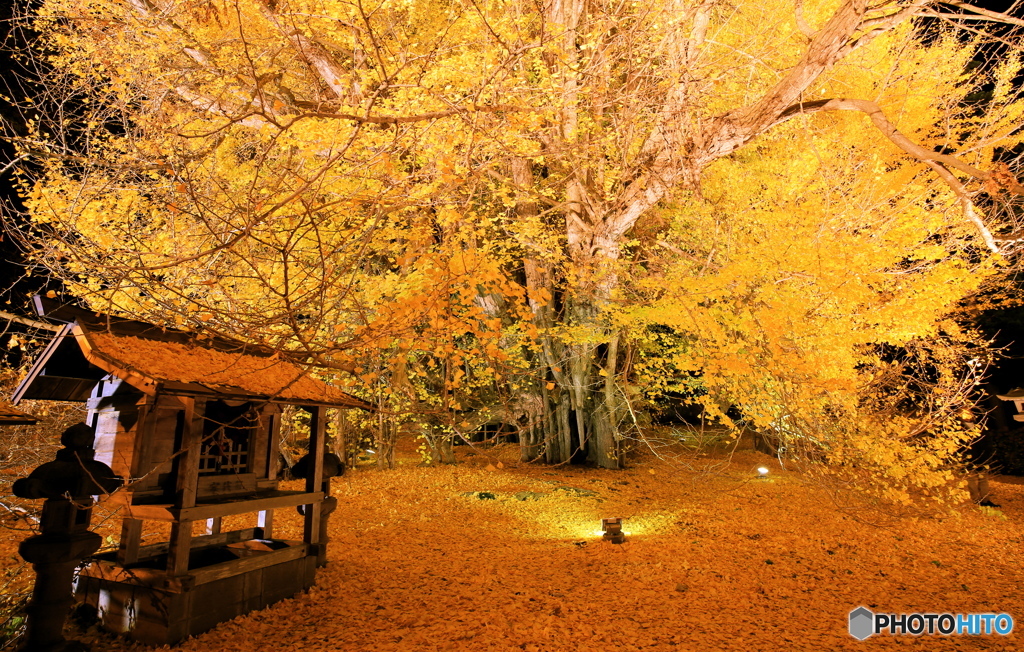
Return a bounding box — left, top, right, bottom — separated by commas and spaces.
512, 139, 627, 468
594, 333, 623, 467
520, 424, 543, 462
376, 411, 396, 470
523, 278, 624, 468
517, 392, 545, 462
531, 331, 623, 468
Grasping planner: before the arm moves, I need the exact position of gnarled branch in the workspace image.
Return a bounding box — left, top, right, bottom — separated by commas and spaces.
773, 97, 1024, 252
773, 97, 1023, 192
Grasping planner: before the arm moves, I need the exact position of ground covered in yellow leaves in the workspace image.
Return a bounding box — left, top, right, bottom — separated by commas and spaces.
7, 442, 1024, 651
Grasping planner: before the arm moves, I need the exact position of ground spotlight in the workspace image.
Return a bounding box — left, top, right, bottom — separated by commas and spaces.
601, 517, 626, 544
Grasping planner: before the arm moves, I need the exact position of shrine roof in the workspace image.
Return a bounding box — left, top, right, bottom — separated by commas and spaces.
0, 402, 37, 425
13, 299, 371, 410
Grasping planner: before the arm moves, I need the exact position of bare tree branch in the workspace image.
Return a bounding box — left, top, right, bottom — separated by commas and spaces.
0, 310, 62, 332
255, 0, 351, 100
942, 1, 1024, 28
295, 103, 543, 125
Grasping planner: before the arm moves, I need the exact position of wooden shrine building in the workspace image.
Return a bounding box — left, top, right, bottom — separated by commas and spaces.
13, 298, 371, 644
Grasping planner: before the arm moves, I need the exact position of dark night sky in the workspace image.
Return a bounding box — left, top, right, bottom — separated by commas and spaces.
0, 1, 62, 369
0, 1, 45, 311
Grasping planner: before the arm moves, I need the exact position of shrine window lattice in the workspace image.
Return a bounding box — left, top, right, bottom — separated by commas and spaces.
198, 400, 256, 476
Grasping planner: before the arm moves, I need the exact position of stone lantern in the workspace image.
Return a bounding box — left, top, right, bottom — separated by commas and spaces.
12, 423, 122, 652
996, 388, 1024, 422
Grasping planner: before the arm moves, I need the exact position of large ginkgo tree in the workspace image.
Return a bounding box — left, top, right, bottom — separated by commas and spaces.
6, 0, 1024, 499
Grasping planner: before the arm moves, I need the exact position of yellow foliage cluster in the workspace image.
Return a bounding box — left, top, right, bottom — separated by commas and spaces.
616, 31, 1020, 503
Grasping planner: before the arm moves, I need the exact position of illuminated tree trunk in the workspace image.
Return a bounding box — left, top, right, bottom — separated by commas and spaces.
517, 161, 627, 467
376, 410, 396, 470
524, 280, 624, 467
524, 0, 615, 468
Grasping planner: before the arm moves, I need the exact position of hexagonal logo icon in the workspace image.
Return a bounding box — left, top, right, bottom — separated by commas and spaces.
849, 607, 874, 641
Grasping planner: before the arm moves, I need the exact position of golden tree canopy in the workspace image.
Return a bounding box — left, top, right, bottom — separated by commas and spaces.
8, 0, 1024, 495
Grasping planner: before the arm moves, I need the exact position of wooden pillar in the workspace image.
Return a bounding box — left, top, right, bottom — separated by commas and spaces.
257, 406, 279, 539
250, 405, 269, 480
303, 406, 325, 548
167, 397, 204, 576
129, 400, 158, 486
116, 518, 143, 565
267, 409, 282, 480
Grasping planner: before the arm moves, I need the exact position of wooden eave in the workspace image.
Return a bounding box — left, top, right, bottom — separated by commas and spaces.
15, 322, 372, 410
0, 403, 38, 425
16, 298, 373, 410
12, 323, 97, 403
13, 323, 158, 404
155, 380, 373, 409
70, 322, 371, 409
